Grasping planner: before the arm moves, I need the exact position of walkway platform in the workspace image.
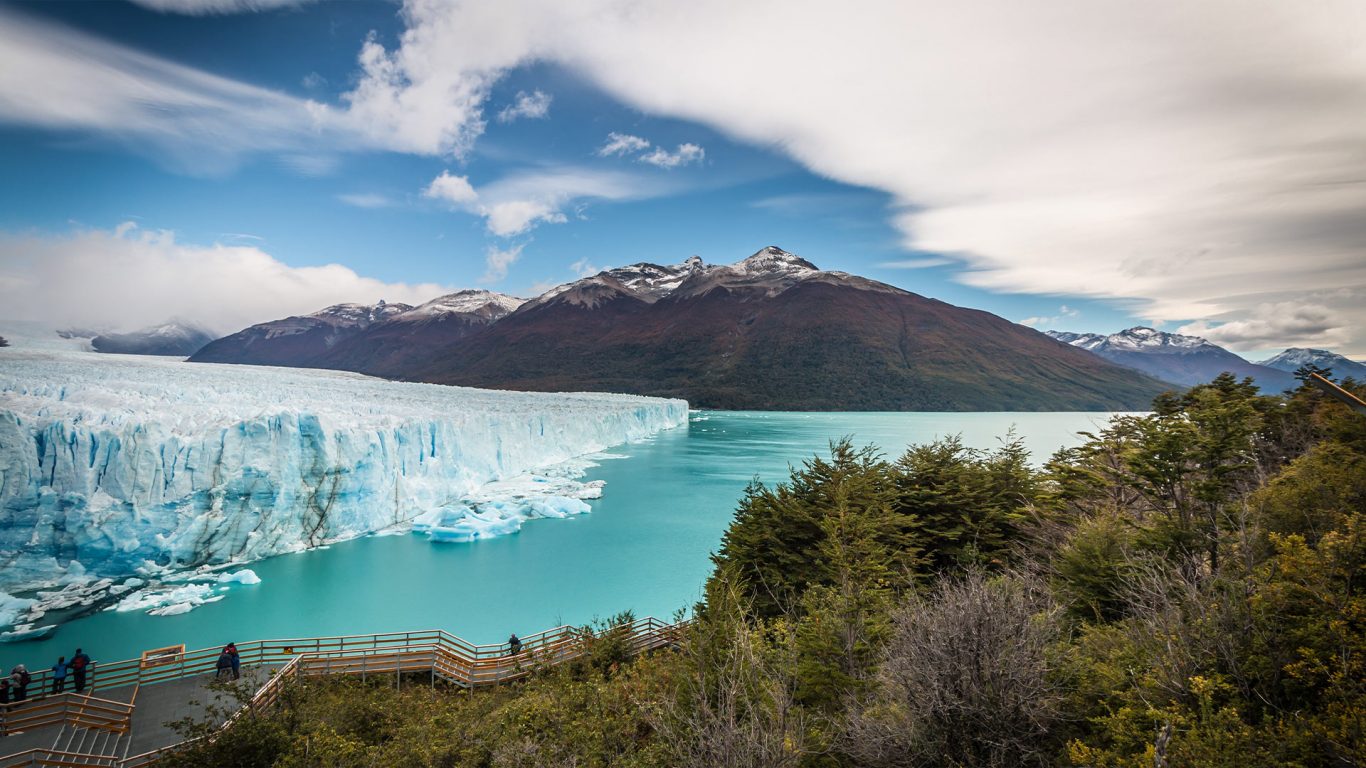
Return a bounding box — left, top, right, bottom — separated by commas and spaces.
0, 618, 683, 767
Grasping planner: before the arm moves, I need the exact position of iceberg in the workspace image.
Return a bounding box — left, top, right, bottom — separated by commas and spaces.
0, 346, 688, 621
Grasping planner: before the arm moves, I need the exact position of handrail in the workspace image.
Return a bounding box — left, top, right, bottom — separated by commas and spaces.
4, 616, 688, 768
0, 693, 134, 737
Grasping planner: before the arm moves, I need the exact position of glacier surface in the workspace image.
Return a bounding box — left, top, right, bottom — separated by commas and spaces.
0, 347, 687, 623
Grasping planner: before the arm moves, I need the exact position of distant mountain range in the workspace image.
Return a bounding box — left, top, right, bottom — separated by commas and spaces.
1046, 327, 1297, 392
190, 247, 1168, 411
1259, 348, 1366, 381
89, 320, 216, 357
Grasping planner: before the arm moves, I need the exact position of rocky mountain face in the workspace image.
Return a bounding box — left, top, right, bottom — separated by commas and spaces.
190, 301, 415, 367
411, 248, 1167, 410
1259, 348, 1366, 381
1045, 327, 1296, 392
192, 247, 1171, 410
90, 320, 216, 357
308, 291, 524, 377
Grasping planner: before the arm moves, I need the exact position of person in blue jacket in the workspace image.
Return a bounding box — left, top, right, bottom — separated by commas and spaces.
50, 657, 69, 694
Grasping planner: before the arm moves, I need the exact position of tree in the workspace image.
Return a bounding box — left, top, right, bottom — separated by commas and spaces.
0, 336, 9, 348
845, 571, 1065, 768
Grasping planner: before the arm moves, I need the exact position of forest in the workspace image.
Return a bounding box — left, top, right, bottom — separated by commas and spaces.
167, 371, 1364, 767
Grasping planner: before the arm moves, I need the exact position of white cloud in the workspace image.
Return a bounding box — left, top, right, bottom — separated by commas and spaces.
338, 193, 396, 209
570, 257, 600, 278
639, 142, 704, 169
597, 132, 650, 156
126, 0, 315, 13
423, 171, 480, 206
1179, 302, 1349, 351
422, 166, 669, 237
879, 257, 952, 270
10, 0, 1366, 351
482, 242, 525, 283
496, 90, 552, 123
0, 223, 454, 333
0, 8, 344, 172
1020, 305, 1080, 328
483, 201, 567, 237
353, 0, 1366, 352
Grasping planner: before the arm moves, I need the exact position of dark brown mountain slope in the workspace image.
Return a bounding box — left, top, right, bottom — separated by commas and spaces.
410, 258, 1169, 410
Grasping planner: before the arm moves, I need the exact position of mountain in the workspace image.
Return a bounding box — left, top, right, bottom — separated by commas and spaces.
190, 301, 413, 368
403, 247, 1168, 410
1046, 327, 1296, 392
90, 320, 216, 357
309, 290, 524, 377
1259, 348, 1366, 381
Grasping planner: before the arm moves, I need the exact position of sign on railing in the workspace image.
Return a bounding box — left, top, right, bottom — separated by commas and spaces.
139, 645, 185, 669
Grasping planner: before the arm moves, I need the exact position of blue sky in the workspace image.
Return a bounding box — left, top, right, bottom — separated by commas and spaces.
0, 0, 1362, 359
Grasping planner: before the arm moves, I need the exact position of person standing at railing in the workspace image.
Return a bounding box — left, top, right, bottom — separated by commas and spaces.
507, 633, 522, 656
215, 648, 233, 681
226, 642, 241, 680
9, 665, 29, 702
69, 648, 91, 693
49, 657, 68, 694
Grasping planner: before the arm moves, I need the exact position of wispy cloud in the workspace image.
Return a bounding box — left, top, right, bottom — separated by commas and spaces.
1179, 301, 1349, 351
597, 132, 651, 157
126, 0, 316, 14
422, 166, 673, 237
338, 193, 396, 209
496, 90, 552, 123
0, 223, 452, 332
482, 242, 525, 283
597, 132, 703, 169
353, 0, 1366, 352
639, 142, 704, 169
879, 257, 951, 270
1019, 305, 1080, 328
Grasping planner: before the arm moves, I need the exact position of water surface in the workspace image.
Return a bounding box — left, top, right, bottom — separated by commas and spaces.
0, 411, 1121, 670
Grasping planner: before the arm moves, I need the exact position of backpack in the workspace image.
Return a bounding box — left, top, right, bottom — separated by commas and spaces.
72, 656, 86, 670
19, 671, 30, 685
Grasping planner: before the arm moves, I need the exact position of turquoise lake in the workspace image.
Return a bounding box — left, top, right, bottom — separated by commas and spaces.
0, 411, 1124, 670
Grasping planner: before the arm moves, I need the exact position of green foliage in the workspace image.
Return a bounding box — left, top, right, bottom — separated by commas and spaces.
191, 376, 1366, 768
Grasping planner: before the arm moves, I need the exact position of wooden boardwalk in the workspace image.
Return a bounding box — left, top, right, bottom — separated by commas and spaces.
0, 617, 684, 767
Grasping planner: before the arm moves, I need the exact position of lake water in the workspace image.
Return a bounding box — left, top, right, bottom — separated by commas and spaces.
0, 411, 1123, 670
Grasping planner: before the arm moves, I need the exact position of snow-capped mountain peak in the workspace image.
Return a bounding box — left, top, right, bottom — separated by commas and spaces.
1103, 326, 1213, 351
734, 246, 819, 277
400, 290, 525, 321
1260, 348, 1366, 379
307, 301, 413, 326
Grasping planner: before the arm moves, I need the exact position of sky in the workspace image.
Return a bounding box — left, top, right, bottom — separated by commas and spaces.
0, 0, 1362, 360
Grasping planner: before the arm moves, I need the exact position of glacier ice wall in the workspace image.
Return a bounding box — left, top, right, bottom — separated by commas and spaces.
0, 348, 687, 593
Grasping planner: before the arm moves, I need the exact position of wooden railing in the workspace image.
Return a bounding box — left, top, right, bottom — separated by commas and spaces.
0, 747, 122, 768
0, 693, 133, 736
5, 617, 686, 768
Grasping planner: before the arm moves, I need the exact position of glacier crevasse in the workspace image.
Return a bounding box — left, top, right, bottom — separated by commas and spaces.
0, 349, 687, 595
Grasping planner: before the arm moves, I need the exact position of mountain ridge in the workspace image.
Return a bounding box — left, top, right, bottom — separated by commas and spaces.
191, 247, 1172, 411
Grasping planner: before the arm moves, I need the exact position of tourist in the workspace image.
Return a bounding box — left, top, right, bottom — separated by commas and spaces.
225, 642, 241, 680
50, 657, 68, 695
215, 649, 233, 681
69, 648, 91, 693
10, 665, 28, 702
507, 633, 522, 656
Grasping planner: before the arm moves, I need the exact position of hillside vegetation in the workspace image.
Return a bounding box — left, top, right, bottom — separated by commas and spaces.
169, 373, 1365, 767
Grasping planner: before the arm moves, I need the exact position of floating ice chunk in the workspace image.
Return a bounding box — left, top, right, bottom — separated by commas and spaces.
0, 624, 56, 642
0, 591, 36, 629
217, 569, 261, 585
115, 583, 222, 616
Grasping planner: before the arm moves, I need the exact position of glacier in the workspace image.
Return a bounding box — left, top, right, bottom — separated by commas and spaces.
0, 346, 687, 625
